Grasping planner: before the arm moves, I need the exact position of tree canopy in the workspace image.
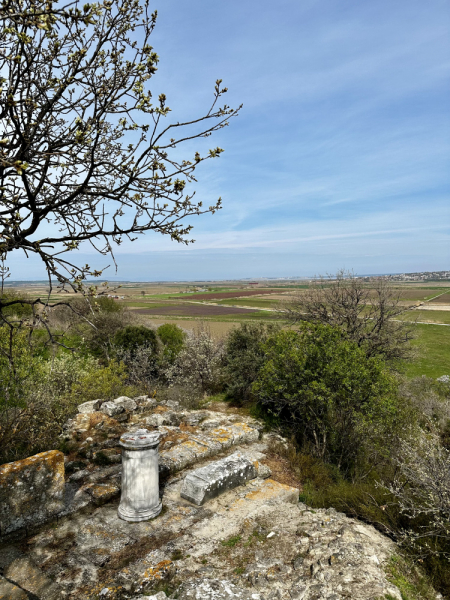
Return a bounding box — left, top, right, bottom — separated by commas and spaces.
0, 0, 241, 316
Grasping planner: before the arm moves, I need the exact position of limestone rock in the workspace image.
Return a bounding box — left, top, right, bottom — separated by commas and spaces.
256, 463, 272, 479
145, 412, 181, 427
83, 482, 120, 505
177, 579, 265, 599
0, 450, 65, 535
0, 575, 28, 599
4, 557, 63, 600
114, 396, 138, 412
100, 401, 125, 417
77, 399, 101, 414
180, 452, 258, 505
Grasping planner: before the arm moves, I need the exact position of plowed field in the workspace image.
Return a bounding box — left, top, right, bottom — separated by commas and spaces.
428, 293, 450, 304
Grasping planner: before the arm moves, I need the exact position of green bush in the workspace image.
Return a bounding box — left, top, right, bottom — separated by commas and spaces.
157, 323, 186, 362
252, 323, 402, 474
0, 326, 38, 411
223, 322, 279, 402
114, 325, 158, 353
0, 344, 98, 464
70, 358, 135, 401
0, 289, 34, 319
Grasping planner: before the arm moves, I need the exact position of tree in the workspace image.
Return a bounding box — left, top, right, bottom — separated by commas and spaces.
252, 324, 401, 473
157, 323, 185, 363
280, 270, 416, 364
222, 321, 279, 402
0, 0, 241, 320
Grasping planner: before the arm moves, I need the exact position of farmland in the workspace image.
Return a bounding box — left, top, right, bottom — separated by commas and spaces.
6, 279, 450, 379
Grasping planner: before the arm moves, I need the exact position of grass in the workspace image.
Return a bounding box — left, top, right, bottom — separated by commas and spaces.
384, 555, 439, 600
404, 323, 450, 378
406, 310, 450, 325
221, 535, 242, 547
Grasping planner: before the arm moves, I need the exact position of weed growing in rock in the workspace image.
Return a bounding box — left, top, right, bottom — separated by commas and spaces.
221, 535, 242, 548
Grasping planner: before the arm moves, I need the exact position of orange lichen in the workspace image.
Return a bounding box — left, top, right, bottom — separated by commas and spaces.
0, 450, 64, 478
180, 439, 210, 457
139, 559, 173, 582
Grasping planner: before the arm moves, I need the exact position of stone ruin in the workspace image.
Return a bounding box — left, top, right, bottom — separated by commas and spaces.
0, 395, 442, 600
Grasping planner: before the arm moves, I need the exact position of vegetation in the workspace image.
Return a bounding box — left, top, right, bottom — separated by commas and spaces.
0, 0, 240, 366
252, 324, 404, 475
280, 270, 417, 365
403, 324, 450, 379
223, 322, 279, 402
113, 325, 159, 354
0, 277, 449, 594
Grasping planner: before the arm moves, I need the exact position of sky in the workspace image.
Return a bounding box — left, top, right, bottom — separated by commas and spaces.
9, 0, 450, 280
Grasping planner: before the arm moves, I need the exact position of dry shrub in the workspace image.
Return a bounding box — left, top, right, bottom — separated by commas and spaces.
382, 430, 450, 556
165, 323, 224, 396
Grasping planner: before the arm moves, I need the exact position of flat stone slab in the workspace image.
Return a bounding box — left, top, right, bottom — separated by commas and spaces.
0, 450, 64, 535
180, 452, 257, 506
4, 557, 62, 600
0, 575, 28, 599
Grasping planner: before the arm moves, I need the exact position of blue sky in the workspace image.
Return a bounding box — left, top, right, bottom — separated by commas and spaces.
11, 0, 450, 280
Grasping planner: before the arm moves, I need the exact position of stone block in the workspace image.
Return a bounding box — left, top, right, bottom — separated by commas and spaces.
77, 399, 101, 414
83, 482, 120, 505
4, 557, 62, 600
114, 396, 137, 412
101, 401, 124, 417
0, 575, 28, 599
180, 452, 257, 506
0, 450, 65, 535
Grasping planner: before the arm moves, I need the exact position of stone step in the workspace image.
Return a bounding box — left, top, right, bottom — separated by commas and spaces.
4, 558, 64, 600
0, 575, 28, 600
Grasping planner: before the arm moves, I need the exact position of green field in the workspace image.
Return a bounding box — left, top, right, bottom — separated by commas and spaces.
404, 324, 450, 379
215, 298, 280, 309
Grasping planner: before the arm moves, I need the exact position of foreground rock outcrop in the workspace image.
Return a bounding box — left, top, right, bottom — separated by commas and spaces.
0, 396, 440, 600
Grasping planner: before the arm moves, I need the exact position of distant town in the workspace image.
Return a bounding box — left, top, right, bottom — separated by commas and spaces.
362, 270, 450, 282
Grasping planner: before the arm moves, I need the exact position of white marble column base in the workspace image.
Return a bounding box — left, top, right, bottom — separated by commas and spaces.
118, 500, 162, 522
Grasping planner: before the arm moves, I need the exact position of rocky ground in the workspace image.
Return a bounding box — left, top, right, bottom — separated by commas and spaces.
0, 396, 440, 600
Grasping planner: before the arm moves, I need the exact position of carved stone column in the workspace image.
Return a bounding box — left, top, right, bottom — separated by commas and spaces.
118, 429, 162, 522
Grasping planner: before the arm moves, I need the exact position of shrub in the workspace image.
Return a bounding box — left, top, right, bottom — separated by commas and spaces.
399, 376, 450, 445
0, 289, 34, 319
383, 430, 450, 556
56, 296, 134, 359
223, 322, 279, 402
115, 344, 160, 392
157, 323, 186, 363
252, 323, 402, 474
114, 325, 158, 353
166, 324, 224, 396
70, 358, 134, 402
0, 342, 136, 464
0, 346, 98, 464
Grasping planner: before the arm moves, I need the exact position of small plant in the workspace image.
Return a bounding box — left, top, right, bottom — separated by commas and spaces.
171, 549, 184, 561
244, 528, 267, 546
234, 567, 245, 575
221, 535, 242, 548
93, 451, 112, 466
